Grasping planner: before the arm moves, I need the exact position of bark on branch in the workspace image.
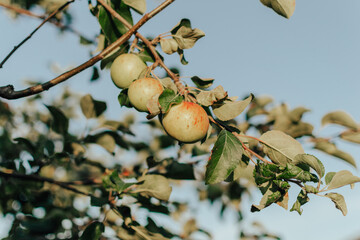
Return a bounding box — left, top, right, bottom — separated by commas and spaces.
0, 0, 176, 100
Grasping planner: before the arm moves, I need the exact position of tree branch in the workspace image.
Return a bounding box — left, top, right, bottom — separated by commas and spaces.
0, 170, 99, 197
0, 0, 176, 100
0, 0, 75, 69
96, 0, 185, 94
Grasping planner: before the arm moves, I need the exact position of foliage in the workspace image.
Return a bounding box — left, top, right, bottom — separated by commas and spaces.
0, 0, 360, 239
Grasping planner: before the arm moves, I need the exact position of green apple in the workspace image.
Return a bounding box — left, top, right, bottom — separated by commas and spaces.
110, 53, 147, 89
128, 77, 163, 112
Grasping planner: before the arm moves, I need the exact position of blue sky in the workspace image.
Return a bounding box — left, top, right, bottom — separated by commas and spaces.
1, 0, 360, 239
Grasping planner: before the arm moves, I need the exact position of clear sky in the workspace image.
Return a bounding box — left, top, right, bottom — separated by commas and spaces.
1, 0, 360, 239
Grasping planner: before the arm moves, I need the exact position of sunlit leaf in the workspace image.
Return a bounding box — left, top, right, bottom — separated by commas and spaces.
325, 193, 347, 216
133, 175, 172, 201
212, 94, 253, 121
325, 172, 336, 185
314, 140, 356, 168
260, 0, 296, 19
294, 154, 325, 178
196, 86, 227, 107
260, 130, 304, 166
160, 77, 178, 93
289, 107, 310, 122
96, 133, 116, 153
123, 0, 146, 14
340, 131, 360, 144
325, 170, 360, 191
160, 38, 179, 54
321, 110, 358, 130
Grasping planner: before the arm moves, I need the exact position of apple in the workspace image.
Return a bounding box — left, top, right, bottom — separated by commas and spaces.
128, 77, 163, 112
110, 53, 147, 89
162, 101, 209, 143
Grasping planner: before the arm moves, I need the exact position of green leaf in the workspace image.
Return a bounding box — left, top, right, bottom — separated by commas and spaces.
260, 130, 304, 166
102, 170, 135, 194
133, 174, 172, 201
177, 49, 188, 65
123, 0, 146, 14
278, 164, 318, 182
158, 89, 183, 113
80, 94, 107, 119
79, 36, 94, 45
171, 18, 192, 35
304, 184, 318, 194
90, 67, 100, 81
314, 141, 356, 168
251, 182, 283, 212
290, 190, 309, 215
118, 89, 132, 108
294, 154, 325, 178
110, 170, 135, 193
325, 172, 336, 185
212, 94, 253, 121
100, 44, 129, 69
325, 193, 347, 216
98, 1, 133, 43
253, 163, 281, 185
160, 38, 179, 54
340, 131, 360, 144
273, 180, 290, 190
90, 196, 108, 207
79, 221, 104, 240
191, 76, 215, 89
205, 130, 246, 184
45, 105, 69, 135
137, 44, 162, 63
321, 110, 358, 130
325, 170, 360, 191
260, 0, 296, 19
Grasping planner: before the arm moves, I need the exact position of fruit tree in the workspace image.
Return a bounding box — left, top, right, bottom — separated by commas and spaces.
0, 0, 360, 239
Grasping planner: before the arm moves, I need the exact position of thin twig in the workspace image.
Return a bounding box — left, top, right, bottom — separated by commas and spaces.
288, 179, 305, 190
233, 132, 272, 164
0, 0, 75, 68
0, 170, 98, 197
0, 0, 176, 100
0, 2, 46, 18
0, 2, 95, 45
96, 0, 185, 94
